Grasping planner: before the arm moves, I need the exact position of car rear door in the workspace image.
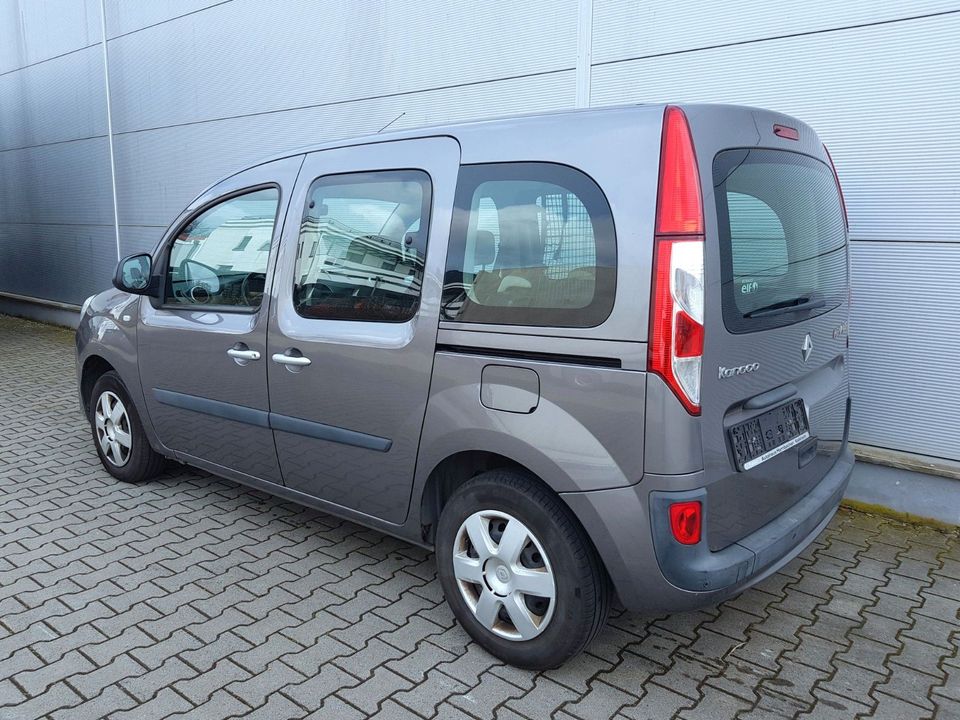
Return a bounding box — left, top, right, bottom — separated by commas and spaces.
266, 137, 460, 524
138, 155, 303, 484
690, 107, 851, 550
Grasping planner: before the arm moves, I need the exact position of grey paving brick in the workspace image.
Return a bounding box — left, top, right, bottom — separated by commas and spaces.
13, 649, 96, 697
391, 668, 468, 717
562, 678, 636, 720
618, 682, 697, 719
282, 664, 362, 712
222, 659, 306, 708
119, 657, 198, 703
48, 684, 139, 720
69, 652, 145, 699
338, 666, 413, 715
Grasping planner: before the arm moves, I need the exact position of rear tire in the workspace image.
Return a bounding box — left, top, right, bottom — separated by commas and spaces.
88, 371, 164, 483
436, 469, 610, 669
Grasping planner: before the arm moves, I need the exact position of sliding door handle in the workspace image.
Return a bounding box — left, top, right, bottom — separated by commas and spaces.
272, 352, 311, 367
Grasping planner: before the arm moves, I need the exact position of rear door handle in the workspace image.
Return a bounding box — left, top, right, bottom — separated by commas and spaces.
272, 351, 311, 367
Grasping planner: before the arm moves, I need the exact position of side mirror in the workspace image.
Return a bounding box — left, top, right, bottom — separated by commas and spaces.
113, 253, 158, 295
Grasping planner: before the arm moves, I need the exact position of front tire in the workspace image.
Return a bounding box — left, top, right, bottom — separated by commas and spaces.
436, 470, 610, 669
89, 371, 164, 483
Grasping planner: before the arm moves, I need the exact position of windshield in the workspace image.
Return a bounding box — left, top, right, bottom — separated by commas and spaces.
713, 149, 847, 333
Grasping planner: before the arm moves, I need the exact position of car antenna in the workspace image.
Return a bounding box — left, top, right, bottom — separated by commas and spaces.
378, 111, 405, 133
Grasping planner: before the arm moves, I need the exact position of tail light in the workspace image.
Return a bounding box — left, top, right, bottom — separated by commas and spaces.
823, 143, 849, 230
649, 106, 704, 415
669, 501, 702, 545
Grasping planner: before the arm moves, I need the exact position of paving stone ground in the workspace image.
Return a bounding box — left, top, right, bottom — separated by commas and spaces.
1, 313, 958, 720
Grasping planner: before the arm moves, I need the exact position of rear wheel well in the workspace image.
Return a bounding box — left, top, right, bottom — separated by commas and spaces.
80, 356, 115, 415
418, 451, 538, 546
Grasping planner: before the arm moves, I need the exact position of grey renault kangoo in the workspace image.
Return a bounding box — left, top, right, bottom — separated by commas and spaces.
76, 104, 854, 668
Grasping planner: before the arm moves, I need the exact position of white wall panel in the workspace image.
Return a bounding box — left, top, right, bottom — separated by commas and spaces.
0, 139, 114, 227
102, 0, 226, 38
848, 242, 960, 460
0, 224, 115, 304
104, 0, 577, 133
591, 13, 960, 245
592, 0, 957, 63
0, 45, 106, 150
0, 0, 100, 74
112, 70, 576, 229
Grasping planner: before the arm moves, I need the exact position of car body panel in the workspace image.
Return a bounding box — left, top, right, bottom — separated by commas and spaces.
137, 154, 304, 482
265, 137, 461, 524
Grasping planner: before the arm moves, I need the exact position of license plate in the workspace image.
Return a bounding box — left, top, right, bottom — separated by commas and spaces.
729, 399, 810, 471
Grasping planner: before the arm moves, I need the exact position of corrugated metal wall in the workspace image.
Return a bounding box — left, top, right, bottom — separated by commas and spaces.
1, 0, 958, 461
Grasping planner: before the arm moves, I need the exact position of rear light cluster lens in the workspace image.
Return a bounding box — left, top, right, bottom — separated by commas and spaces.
649, 106, 705, 415
669, 501, 702, 545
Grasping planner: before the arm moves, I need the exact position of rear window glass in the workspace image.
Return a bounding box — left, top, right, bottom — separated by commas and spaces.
714, 149, 847, 333
442, 162, 616, 327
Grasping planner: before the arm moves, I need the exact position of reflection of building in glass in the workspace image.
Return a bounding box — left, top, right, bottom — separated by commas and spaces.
172, 216, 275, 273
297, 216, 422, 299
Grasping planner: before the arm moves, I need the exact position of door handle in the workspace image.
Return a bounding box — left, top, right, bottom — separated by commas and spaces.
227, 343, 260, 366
227, 348, 261, 361
272, 351, 311, 367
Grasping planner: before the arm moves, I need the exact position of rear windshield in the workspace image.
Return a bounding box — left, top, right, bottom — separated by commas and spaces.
713, 149, 847, 333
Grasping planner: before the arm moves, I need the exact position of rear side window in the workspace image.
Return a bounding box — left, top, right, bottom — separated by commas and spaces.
442, 163, 616, 327
714, 149, 847, 333
294, 170, 431, 322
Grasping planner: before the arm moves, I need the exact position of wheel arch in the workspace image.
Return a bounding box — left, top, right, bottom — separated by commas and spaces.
80, 354, 116, 415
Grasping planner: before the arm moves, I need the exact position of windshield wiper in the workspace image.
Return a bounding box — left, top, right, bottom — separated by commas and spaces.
745, 295, 826, 319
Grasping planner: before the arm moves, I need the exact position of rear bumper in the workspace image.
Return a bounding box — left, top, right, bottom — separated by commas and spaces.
562, 446, 855, 612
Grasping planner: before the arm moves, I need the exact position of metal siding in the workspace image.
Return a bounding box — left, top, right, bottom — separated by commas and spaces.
0, 223, 115, 304
112, 71, 575, 229
101, 0, 227, 38
104, 0, 577, 134
0, 45, 107, 150
0, 0, 101, 74
0, 140, 114, 226
591, 0, 958, 64
849, 242, 960, 460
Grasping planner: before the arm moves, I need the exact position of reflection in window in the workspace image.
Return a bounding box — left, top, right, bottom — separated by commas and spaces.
294, 171, 432, 322
165, 188, 279, 308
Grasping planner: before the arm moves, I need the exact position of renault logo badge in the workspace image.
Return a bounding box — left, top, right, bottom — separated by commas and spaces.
801, 334, 814, 363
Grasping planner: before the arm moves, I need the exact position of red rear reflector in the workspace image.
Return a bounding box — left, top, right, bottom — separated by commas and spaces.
773, 124, 800, 141
656, 106, 703, 235
669, 501, 702, 545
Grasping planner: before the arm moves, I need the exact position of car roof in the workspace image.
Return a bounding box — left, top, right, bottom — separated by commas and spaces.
195, 103, 665, 197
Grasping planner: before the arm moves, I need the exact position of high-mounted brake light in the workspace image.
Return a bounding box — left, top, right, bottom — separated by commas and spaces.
669, 501, 702, 545
773, 124, 800, 141
649, 106, 704, 415
823, 144, 849, 230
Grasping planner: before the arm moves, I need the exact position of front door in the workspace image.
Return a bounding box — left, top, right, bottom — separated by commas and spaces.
267, 137, 460, 523
138, 155, 303, 483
